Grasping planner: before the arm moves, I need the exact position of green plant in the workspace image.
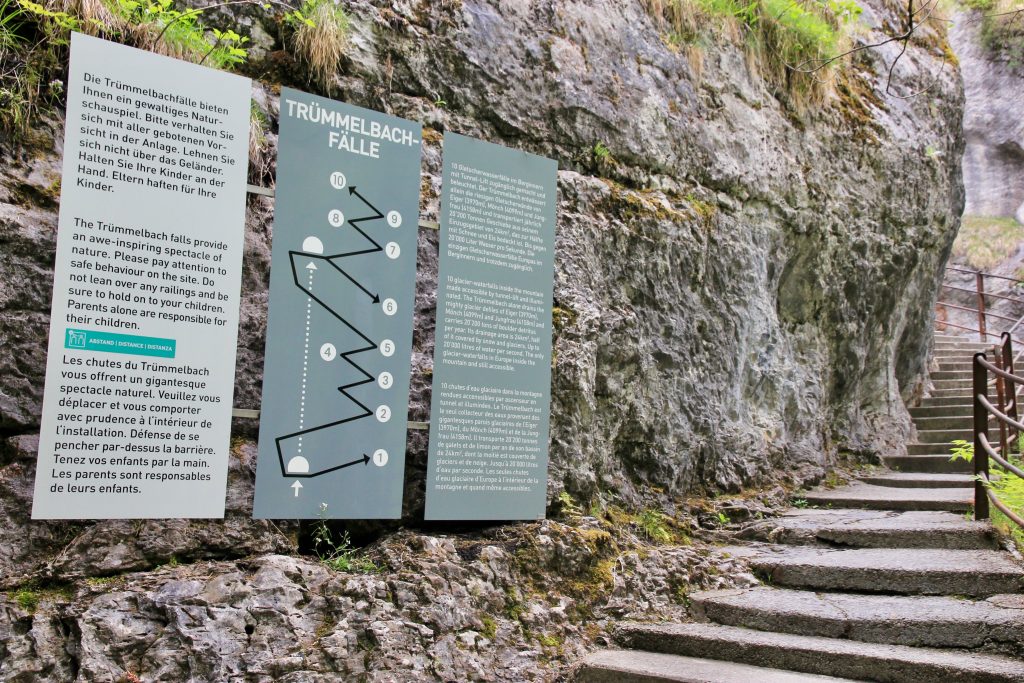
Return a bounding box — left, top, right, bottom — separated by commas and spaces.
792, 497, 810, 508
311, 503, 380, 573
1, 0, 256, 135
717, 510, 730, 525
287, 0, 349, 91
950, 439, 974, 462
556, 491, 583, 521
592, 141, 612, 162
638, 509, 673, 543
14, 589, 39, 612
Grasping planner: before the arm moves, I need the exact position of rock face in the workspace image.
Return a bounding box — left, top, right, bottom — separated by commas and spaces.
949, 11, 1024, 223
0, 0, 964, 679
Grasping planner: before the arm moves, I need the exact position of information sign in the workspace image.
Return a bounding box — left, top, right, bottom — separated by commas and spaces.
32, 34, 251, 518
425, 133, 557, 520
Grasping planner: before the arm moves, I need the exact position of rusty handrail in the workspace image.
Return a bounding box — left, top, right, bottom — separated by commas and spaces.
946, 266, 1024, 286
972, 334, 1024, 531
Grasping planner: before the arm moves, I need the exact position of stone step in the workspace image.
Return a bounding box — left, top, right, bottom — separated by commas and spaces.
931, 370, 974, 380
931, 379, 978, 390
909, 405, 972, 418
926, 388, 976, 399
574, 650, 860, 683
858, 472, 976, 488
883, 454, 970, 474
911, 415, 972, 430
726, 546, 1024, 597
906, 443, 962, 455
802, 483, 971, 512
738, 509, 999, 550
616, 623, 1024, 683
689, 587, 1024, 652
935, 361, 974, 370
919, 395, 975, 406
914, 428, 973, 442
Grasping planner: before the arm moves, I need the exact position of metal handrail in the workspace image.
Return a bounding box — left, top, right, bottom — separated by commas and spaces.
941, 284, 1024, 306
936, 267, 1024, 345
948, 266, 1024, 286
971, 332, 1024, 530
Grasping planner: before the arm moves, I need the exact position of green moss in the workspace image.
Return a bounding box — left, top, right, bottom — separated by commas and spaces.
14, 589, 39, 612
552, 306, 578, 335
479, 614, 498, 640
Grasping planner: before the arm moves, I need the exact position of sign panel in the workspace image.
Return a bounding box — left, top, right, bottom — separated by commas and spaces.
253, 88, 421, 519
32, 34, 251, 519
425, 133, 557, 520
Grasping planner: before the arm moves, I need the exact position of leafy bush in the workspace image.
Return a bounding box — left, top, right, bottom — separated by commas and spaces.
0, 0, 254, 135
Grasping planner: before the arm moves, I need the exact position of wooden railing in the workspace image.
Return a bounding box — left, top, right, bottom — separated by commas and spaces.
971, 332, 1024, 529
938, 266, 1024, 350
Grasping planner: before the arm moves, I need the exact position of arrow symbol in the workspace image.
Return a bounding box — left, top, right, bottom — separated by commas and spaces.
306, 262, 318, 270
291, 481, 303, 497
348, 186, 384, 219
325, 259, 380, 303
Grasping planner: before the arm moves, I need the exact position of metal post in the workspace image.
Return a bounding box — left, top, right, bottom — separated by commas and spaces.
976, 272, 987, 342
1003, 333, 1019, 454
974, 352, 990, 520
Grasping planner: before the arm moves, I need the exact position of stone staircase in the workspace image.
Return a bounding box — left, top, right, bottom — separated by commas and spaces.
574, 334, 1024, 682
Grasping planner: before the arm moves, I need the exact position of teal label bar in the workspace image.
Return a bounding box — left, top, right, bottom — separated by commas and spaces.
64, 329, 176, 358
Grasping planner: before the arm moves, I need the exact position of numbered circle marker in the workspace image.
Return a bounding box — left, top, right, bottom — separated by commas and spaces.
372, 449, 389, 467
386, 242, 401, 260
375, 405, 391, 423
329, 171, 347, 190
387, 210, 402, 228
319, 343, 337, 361
328, 209, 345, 227
378, 371, 393, 389
382, 298, 398, 316
379, 339, 395, 357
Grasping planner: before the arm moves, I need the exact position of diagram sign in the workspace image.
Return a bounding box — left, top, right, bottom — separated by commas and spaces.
253, 88, 421, 519
32, 34, 251, 518
425, 133, 558, 520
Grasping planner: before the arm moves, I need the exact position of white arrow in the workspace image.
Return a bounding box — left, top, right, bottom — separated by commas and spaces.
306, 262, 318, 270
291, 481, 303, 497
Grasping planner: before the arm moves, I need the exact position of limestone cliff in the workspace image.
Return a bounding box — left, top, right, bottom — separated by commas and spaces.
0, 0, 964, 679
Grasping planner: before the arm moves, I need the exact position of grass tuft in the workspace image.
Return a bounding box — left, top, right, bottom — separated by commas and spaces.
644, 0, 862, 107
952, 215, 1024, 271
288, 0, 349, 92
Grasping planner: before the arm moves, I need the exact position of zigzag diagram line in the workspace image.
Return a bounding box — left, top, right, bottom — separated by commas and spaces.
275, 188, 387, 479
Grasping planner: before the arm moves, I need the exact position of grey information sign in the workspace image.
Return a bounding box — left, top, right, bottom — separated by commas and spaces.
425, 133, 557, 520
253, 88, 421, 519
32, 34, 251, 519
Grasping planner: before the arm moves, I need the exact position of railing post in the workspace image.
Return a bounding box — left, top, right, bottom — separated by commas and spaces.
974, 352, 990, 520
1003, 333, 1019, 454
976, 272, 987, 342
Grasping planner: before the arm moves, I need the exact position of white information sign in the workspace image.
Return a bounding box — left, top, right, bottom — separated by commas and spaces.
31, 34, 251, 518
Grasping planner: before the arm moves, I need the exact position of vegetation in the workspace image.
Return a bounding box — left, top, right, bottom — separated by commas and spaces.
952, 215, 1024, 270
963, 0, 1024, 67
948, 439, 1024, 550
644, 0, 862, 104
311, 503, 381, 573
0, 0, 253, 135
286, 0, 349, 91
